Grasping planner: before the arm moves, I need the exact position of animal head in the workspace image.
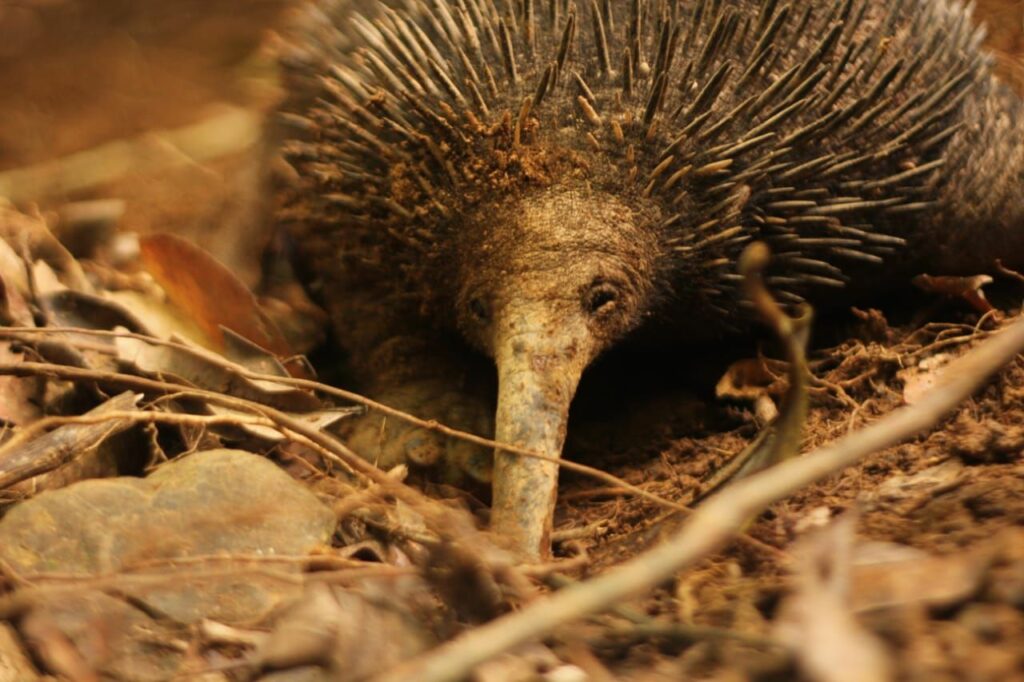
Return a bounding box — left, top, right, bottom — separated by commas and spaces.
451, 185, 663, 364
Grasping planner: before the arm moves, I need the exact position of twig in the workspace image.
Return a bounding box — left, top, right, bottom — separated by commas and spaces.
0, 392, 140, 489
695, 243, 812, 498
906, 330, 994, 359
0, 410, 277, 460
0, 361, 542, 591
369, 316, 1024, 682
995, 258, 1024, 284
0, 328, 686, 514
0, 567, 303, 620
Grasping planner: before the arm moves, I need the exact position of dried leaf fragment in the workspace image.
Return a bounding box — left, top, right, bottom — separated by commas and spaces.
139, 233, 292, 358
913, 273, 995, 315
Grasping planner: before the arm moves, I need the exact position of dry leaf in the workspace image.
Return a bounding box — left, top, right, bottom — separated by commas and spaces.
715, 357, 785, 401
114, 333, 320, 411
850, 544, 990, 613
104, 288, 211, 347
0, 392, 140, 490
139, 233, 291, 356
0, 203, 91, 292
913, 273, 995, 315
774, 513, 895, 682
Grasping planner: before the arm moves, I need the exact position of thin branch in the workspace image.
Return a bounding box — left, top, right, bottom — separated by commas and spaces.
0, 328, 687, 513
0, 361, 528, 585
0, 392, 140, 489
0, 340, 788, 558
369, 316, 1024, 682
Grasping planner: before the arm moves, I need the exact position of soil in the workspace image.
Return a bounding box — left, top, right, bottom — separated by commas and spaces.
558, 304, 1024, 680
1, 1, 1023, 681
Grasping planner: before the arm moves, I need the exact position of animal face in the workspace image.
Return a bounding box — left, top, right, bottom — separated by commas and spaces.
453, 186, 662, 364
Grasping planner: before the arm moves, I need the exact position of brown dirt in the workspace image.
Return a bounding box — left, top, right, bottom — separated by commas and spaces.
554, 308, 1024, 679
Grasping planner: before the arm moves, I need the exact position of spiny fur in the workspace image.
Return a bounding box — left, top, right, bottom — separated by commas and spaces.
279, 0, 1023, 337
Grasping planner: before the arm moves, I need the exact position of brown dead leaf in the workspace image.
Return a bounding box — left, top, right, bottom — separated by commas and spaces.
207, 403, 357, 445
221, 326, 315, 382
774, 513, 895, 682
913, 273, 995, 315
41, 289, 151, 335
716, 357, 785, 402
114, 333, 320, 412
139, 233, 291, 357
0, 391, 140, 490
254, 581, 433, 679
103, 288, 210, 347
0, 202, 91, 293
850, 544, 991, 613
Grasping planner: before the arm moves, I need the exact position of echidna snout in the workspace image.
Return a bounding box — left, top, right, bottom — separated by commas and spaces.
452, 186, 661, 549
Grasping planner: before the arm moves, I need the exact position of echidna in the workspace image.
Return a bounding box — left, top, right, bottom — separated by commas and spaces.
278, 0, 1024, 557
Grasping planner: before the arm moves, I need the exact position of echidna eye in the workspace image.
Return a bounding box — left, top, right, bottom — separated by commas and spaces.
585, 283, 618, 316
468, 296, 490, 323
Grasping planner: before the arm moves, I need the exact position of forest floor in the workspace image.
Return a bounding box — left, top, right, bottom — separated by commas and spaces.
0, 1, 1022, 681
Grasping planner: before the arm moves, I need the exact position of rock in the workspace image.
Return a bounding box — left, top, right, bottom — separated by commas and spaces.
0, 449, 336, 679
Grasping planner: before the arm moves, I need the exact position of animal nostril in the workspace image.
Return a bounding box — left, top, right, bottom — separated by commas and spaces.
585, 285, 618, 315
468, 296, 490, 323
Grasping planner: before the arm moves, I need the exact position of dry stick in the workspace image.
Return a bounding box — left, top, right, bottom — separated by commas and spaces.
0, 567, 306, 621
0, 362, 524, 573
0, 364, 409, 496
1, 329, 787, 559
0, 362, 412, 492
0, 329, 693, 514
0, 410, 276, 461
368, 317, 1024, 682
0, 327, 542, 452
23, 553, 382, 578
0, 392, 140, 489
0, 409, 327, 489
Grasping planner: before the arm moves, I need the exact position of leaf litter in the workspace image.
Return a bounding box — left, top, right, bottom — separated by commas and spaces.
0, 2, 1023, 679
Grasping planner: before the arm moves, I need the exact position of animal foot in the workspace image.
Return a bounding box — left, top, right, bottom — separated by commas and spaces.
345, 382, 495, 484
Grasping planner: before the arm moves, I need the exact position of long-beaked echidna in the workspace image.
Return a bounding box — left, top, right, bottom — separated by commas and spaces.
277, 0, 1024, 557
